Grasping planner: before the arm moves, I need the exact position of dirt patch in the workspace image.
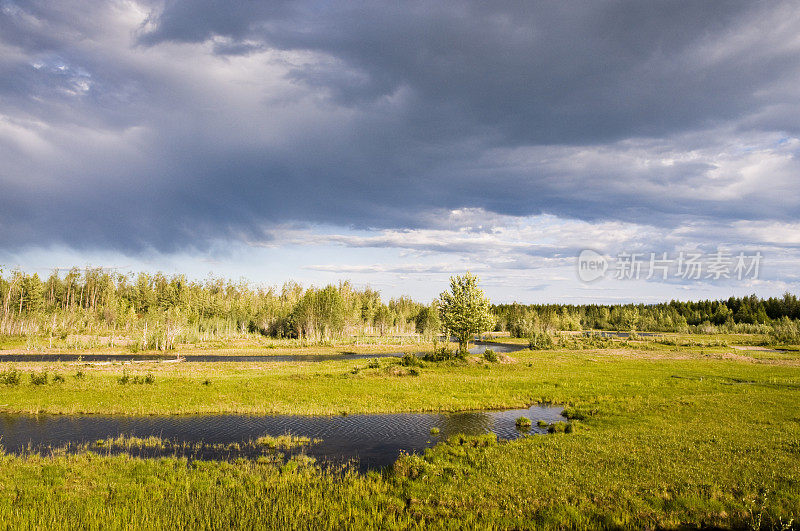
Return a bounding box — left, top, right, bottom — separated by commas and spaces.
730, 345, 786, 353
467, 354, 516, 364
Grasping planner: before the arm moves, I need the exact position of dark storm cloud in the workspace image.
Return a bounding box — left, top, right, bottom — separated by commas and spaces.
1, 0, 799, 253
140, 0, 789, 143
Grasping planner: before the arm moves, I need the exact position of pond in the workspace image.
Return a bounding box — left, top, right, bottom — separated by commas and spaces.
0, 341, 524, 363
0, 404, 564, 470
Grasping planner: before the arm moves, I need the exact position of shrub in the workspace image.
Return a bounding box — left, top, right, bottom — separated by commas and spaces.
122, 372, 155, 385
770, 317, 800, 345
400, 353, 423, 367
529, 331, 555, 350
29, 371, 49, 385
0, 368, 22, 386
483, 349, 499, 362
52, 373, 66, 383
74, 370, 85, 379
367, 358, 381, 369
423, 344, 461, 362
202, 379, 211, 386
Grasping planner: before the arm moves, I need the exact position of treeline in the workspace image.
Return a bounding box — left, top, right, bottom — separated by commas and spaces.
0, 268, 441, 348
3, 267, 800, 348
493, 293, 800, 336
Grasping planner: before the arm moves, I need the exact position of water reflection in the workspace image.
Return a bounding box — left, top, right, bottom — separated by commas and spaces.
0, 404, 563, 470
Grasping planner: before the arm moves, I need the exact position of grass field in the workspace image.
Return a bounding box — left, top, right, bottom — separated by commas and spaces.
1, 339, 799, 528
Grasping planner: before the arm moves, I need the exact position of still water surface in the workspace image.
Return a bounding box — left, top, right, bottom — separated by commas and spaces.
0, 404, 563, 470
0, 341, 522, 363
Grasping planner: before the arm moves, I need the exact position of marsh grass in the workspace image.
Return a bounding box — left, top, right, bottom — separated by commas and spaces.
515, 416, 532, 430
255, 434, 320, 450
547, 421, 569, 433
95, 435, 165, 449
28, 432, 323, 464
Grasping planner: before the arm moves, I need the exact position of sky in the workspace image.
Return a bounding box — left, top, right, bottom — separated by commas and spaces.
1, 0, 800, 303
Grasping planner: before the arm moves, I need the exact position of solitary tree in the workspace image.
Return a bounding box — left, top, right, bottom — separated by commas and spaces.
438, 272, 494, 355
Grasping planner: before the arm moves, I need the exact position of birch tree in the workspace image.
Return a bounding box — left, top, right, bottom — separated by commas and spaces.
438, 273, 494, 355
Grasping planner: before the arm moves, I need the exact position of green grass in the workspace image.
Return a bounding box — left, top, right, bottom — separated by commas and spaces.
0, 334, 26, 349
0, 347, 798, 416
0, 346, 799, 528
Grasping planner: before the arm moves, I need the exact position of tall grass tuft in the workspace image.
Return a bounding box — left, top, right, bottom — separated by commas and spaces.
29, 370, 48, 385
0, 367, 22, 385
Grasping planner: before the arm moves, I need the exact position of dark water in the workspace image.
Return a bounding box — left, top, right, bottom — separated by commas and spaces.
0, 341, 524, 363
0, 404, 563, 470
585, 331, 659, 338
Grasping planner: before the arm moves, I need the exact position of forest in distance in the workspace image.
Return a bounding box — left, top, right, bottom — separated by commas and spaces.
2, 267, 800, 348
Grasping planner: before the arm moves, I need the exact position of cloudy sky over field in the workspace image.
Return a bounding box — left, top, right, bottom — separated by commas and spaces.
2, 0, 800, 302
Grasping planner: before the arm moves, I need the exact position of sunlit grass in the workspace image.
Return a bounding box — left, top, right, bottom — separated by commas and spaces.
1, 343, 799, 415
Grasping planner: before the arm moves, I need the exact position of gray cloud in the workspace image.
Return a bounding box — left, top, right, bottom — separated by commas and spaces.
139, 1, 798, 142
1, 0, 799, 254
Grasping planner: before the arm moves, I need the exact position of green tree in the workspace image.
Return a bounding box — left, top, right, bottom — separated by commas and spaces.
414, 302, 441, 340
21, 273, 46, 314
373, 304, 393, 336
438, 273, 494, 355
